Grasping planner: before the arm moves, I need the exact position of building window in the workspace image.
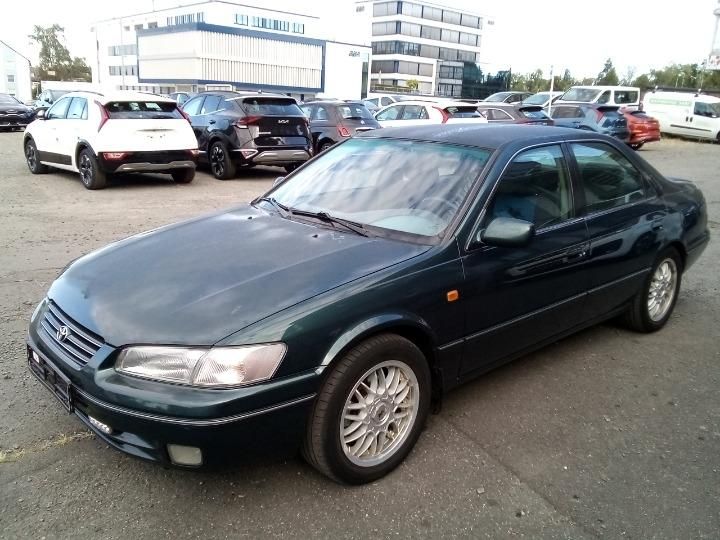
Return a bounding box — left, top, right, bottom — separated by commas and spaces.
134, 24, 143, 31
168, 12, 204, 26
356, 5, 365, 12
459, 32, 477, 46
371, 60, 397, 73
401, 2, 422, 17
457, 50, 475, 62
373, 22, 398, 36
442, 29, 460, 43
399, 22, 421, 38
420, 26, 441, 41
373, 2, 399, 16
439, 66, 463, 79
419, 44, 439, 58
418, 63, 433, 76
461, 14, 481, 29
148, 21, 158, 28
124, 25, 130, 31
442, 11, 462, 26
423, 7, 443, 22
7, 75, 14, 83
235, 14, 248, 26
107, 44, 137, 56
291, 22, 304, 34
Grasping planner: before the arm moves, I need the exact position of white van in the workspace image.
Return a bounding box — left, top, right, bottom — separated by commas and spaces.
558, 86, 642, 110
643, 91, 720, 141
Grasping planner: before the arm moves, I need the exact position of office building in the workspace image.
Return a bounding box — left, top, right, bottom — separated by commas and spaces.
0, 40, 32, 102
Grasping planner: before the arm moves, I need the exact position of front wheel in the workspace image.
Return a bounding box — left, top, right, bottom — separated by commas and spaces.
171, 168, 195, 183
621, 248, 682, 332
629, 142, 645, 150
25, 139, 48, 174
302, 334, 431, 484
284, 163, 301, 174
78, 148, 107, 190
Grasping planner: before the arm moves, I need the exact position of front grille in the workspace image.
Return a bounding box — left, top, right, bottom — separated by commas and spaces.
39, 302, 103, 366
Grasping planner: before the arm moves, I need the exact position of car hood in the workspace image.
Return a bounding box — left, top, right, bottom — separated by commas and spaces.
48, 206, 428, 346
0, 103, 30, 113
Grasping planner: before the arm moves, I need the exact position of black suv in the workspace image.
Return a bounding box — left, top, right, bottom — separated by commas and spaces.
181, 91, 312, 179
300, 100, 380, 153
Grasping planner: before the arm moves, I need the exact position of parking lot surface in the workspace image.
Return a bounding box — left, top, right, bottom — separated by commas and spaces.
0, 132, 718, 539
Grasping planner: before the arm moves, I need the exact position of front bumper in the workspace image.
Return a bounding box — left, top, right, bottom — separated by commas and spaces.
98, 150, 198, 174
0, 117, 32, 128
26, 319, 317, 467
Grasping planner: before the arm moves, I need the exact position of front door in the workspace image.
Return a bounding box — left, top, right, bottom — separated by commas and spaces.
460, 144, 590, 375
36, 96, 72, 164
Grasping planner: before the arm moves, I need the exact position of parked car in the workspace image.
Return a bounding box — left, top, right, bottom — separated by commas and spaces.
35, 89, 71, 111
26, 125, 709, 484
0, 93, 35, 131
300, 100, 380, 153
361, 99, 380, 113
475, 103, 554, 125
483, 91, 532, 104
181, 91, 312, 179
558, 86, 641, 111
364, 94, 409, 108
523, 91, 564, 108
23, 91, 198, 189
167, 92, 191, 106
375, 100, 487, 127
624, 110, 661, 150
549, 104, 630, 141
643, 91, 720, 142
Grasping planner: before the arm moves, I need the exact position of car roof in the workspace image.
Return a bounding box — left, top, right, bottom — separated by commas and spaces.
380, 99, 476, 107
58, 90, 176, 104
360, 124, 602, 150
568, 85, 640, 91
196, 90, 293, 99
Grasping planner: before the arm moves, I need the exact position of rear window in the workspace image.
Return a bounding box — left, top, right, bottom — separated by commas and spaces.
338, 103, 374, 120
240, 98, 303, 116
561, 88, 602, 102
105, 101, 182, 119
445, 105, 483, 118
520, 109, 550, 120
551, 106, 584, 119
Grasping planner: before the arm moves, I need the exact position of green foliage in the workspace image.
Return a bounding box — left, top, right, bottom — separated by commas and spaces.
596, 58, 619, 85
406, 79, 419, 91
29, 25, 91, 82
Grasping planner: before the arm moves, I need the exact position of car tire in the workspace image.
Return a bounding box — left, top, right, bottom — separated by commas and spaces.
209, 141, 236, 180
302, 333, 431, 484
284, 163, 301, 174
629, 142, 645, 150
25, 139, 48, 174
319, 141, 334, 153
171, 168, 195, 184
78, 148, 107, 190
621, 248, 682, 333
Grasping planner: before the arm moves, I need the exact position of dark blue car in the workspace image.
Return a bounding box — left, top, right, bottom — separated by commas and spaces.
549, 103, 630, 141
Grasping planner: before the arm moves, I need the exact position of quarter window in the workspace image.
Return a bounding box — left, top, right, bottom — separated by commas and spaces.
400, 105, 428, 120
486, 145, 573, 229
571, 142, 648, 214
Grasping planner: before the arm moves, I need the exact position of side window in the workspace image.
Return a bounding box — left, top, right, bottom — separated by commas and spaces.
182, 96, 204, 116
46, 97, 71, 120
380, 97, 393, 106
486, 145, 573, 229
315, 105, 331, 121
376, 105, 401, 121
200, 95, 221, 115
66, 97, 87, 120
300, 105, 312, 118
597, 91, 611, 104
219, 98, 237, 112
571, 142, 648, 214
400, 105, 427, 120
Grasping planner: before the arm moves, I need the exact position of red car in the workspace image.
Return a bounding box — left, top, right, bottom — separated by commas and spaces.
623, 110, 660, 150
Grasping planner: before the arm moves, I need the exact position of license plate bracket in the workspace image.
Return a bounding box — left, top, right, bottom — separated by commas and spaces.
27, 346, 74, 413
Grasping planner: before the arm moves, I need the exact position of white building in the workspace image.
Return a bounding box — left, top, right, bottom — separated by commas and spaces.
91, 1, 371, 100
0, 40, 32, 102
353, 0, 492, 97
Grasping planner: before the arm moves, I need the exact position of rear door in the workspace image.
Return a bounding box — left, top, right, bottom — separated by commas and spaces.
240, 97, 310, 148
59, 97, 88, 166
196, 95, 222, 150
100, 99, 197, 151
569, 141, 668, 319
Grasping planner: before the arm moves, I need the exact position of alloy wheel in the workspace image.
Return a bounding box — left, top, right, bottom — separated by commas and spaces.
647, 258, 677, 322
25, 143, 36, 170
79, 154, 93, 186
340, 360, 419, 467
210, 145, 225, 177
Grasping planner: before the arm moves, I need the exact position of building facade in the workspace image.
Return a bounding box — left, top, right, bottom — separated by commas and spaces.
91, 1, 370, 100
354, 0, 500, 98
0, 41, 32, 102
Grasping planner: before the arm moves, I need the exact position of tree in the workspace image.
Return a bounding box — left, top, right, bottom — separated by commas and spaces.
633, 73, 651, 90
596, 58, 619, 86
620, 66, 636, 86
406, 79, 419, 91
29, 25, 91, 81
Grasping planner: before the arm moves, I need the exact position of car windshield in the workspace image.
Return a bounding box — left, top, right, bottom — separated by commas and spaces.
266, 138, 492, 239
105, 101, 182, 119
337, 103, 374, 120
524, 93, 549, 105
485, 92, 511, 102
0, 94, 21, 105
561, 88, 602, 102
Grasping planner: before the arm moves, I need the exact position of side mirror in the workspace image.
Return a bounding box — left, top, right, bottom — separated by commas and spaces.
272, 176, 285, 187
35, 109, 46, 120
478, 217, 535, 248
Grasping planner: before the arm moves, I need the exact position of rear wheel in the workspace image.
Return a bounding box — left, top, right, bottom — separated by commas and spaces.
629, 142, 645, 150
284, 163, 301, 174
78, 148, 107, 190
171, 168, 195, 183
302, 334, 431, 484
209, 141, 236, 180
25, 139, 48, 174
621, 248, 682, 332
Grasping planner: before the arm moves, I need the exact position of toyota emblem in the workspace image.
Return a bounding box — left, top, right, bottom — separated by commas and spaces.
56, 326, 71, 342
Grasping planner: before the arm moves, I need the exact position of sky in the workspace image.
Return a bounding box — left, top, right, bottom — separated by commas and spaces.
1, 0, 718, 78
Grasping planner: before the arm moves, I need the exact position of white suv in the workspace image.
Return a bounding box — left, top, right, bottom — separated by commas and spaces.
23, 91, 199, 189
374, 100, 488, 128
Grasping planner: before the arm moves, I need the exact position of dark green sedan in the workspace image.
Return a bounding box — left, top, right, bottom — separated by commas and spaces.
27, 125, 709, 484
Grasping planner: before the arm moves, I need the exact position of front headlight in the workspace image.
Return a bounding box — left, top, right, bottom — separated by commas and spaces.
115, 344, 287, 388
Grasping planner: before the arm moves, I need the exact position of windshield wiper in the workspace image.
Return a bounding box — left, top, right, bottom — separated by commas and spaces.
288, 208, 370, 237
255, 196, 290, 218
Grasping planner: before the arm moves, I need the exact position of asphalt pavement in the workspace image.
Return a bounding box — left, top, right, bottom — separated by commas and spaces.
0, 132, 718, 539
